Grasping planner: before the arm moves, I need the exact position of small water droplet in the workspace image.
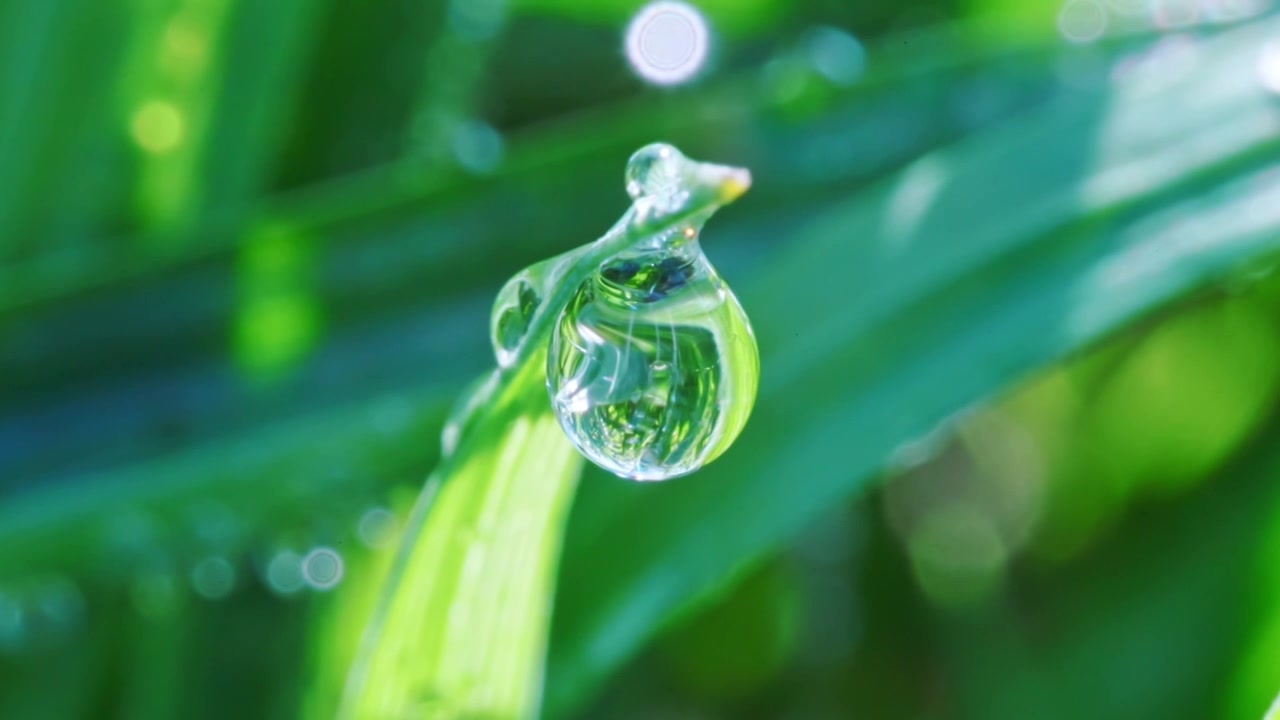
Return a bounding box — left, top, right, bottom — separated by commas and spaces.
625, 143, 684, 200
491, 275, 543, 368
489, 245, 589, 371
548, 241, 758, 481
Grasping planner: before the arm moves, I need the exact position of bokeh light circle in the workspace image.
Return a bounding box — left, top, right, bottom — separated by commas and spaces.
625, 1, 709, 86
301, 547, 344, 591
1057, 0, 1108, 44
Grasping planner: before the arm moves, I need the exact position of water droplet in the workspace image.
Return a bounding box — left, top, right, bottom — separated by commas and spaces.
489, 245, 589, 370
625, 143, 684, 200
547, 235, 758, 481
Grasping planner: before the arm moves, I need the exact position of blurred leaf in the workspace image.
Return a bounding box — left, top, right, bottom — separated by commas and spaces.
547, 16, 1280, 714
937, 410, 1280, 720
0, 0, 130, 256
656, 559, 801, 703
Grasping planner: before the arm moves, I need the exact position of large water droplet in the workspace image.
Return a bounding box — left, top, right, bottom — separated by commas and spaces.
547, 233, 758, 481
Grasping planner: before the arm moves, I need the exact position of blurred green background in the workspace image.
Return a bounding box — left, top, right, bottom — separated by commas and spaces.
5, 0, 1280, 717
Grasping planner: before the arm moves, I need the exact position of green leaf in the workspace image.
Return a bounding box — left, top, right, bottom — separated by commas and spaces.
339, 359, 583, 719
547, 16, 1280, 714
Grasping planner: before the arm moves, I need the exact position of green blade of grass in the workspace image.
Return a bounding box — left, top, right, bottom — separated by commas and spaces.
338, 358, 583, 719
546, 16, 1280, 714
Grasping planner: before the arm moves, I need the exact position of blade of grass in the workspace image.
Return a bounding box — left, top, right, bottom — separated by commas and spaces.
339, 359, 583, 719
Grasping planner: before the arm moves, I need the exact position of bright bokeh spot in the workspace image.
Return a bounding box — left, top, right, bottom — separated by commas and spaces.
163, 17, 209, 75
1258, 41, 1280, 95
191, 557, 236, 600
804, 26, 865, 86
266, 551, 305, 595
130, 100, 185, 153
625, 1, 709, 86
1149, 0, 1200, 28
1057, 0, 1108, 43
302, 547, 344, 591
234, 224, 321, 379
908, 504, 1009, 607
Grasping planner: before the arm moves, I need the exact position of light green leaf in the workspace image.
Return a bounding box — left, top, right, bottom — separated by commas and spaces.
339, 359, 582, 719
